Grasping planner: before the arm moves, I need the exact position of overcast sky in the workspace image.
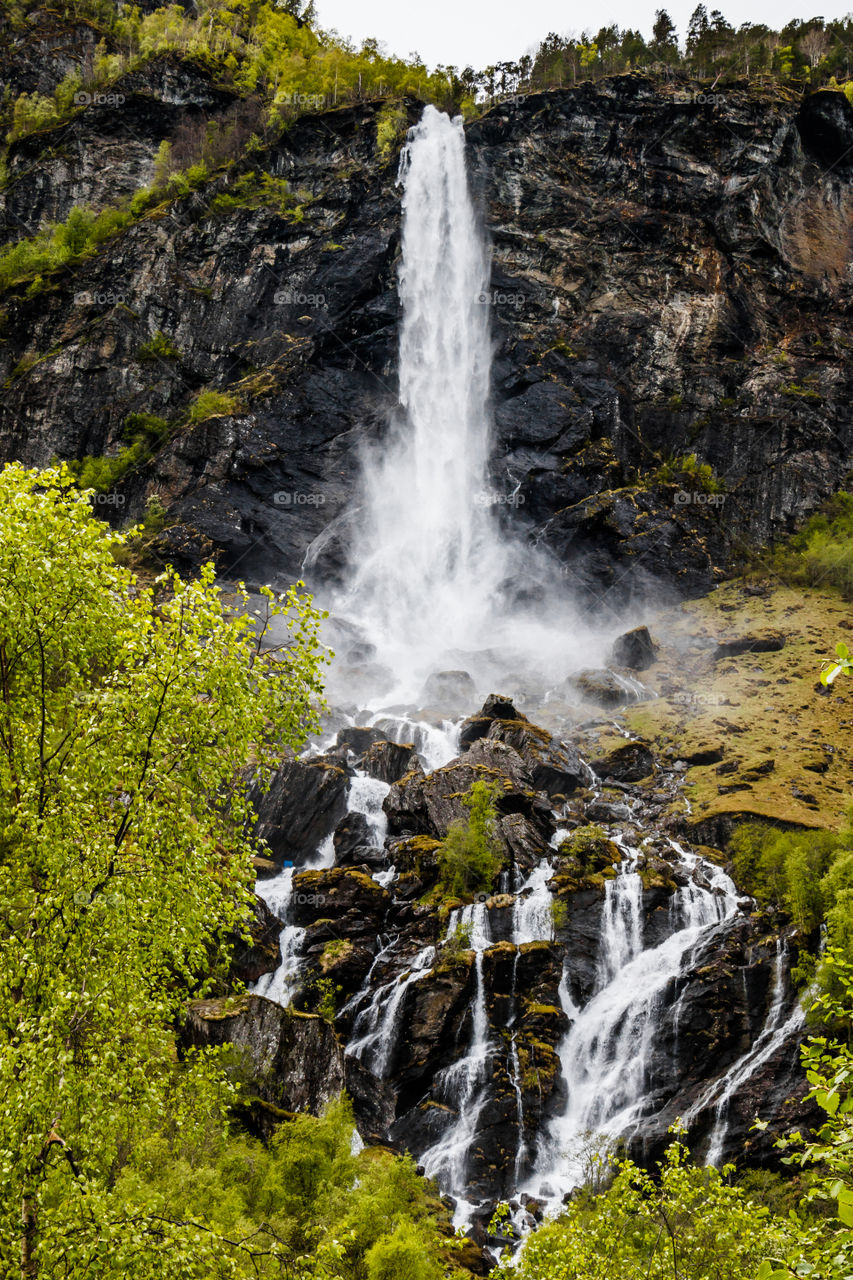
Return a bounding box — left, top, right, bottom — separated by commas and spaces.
315, 0, 852, 69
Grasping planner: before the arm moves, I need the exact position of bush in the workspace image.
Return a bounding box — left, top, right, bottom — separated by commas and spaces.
435, 780, 504, 898
188, 389, 242, 421
768, 492, 853, 599
138, 330, 181, 360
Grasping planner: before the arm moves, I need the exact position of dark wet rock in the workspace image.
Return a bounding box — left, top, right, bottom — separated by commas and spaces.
359, 738, 421, 784
489, 718, 587, 799
184, 997, 345, 1116
384, 752, 552, 844
684, 745, 725, 765
713, 633, 786, 659
591, 740, 655, 782
251, 854, 281, 880
228, 894, 281, 986
332, 811, 385, 870
459, 695, 521, 749
253, 754, 351, 865
290, 867, 390, 938
610, 626, 659, 671
797, 89, 853, 171
335, 725, 388, 754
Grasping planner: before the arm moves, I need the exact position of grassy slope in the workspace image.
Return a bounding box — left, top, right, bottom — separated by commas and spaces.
623, 581, 853, 830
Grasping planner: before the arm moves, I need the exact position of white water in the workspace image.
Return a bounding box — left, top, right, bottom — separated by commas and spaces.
525, 843, 739, 1213
323, 104, 598, 710
346, 945, 436, 1076
683, 941, 805, 1165
420, 902, 493, 1228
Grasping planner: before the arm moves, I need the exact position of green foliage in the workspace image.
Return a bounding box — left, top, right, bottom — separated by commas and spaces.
728, 818, 853, 991
0, 203, 132, 294
209, 171, 300, 215
138, 329, 181, 360
729, 822, 838, 932
822, 640, 853, 685
770, 491, 853, 599
189, 389, 242, 421
108, 1096, 457, 1278
655, 452, 724, 493
68, 412, 172, 493
0, 462, 329, 1275
497, 1132, 790, 1280
436, 781, 505, 899
375, 102, 408, 161
440, 921, 473, 966
762, 949, 853, 1277
365, 1217, 443, 1280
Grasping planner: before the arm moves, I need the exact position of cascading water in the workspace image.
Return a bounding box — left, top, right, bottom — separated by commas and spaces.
420, 903, 493, 1228
524, 842, 740, 1213
684, 940, 805, 1165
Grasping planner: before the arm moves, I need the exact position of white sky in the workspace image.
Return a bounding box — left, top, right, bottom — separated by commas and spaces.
315, 0, 853, 69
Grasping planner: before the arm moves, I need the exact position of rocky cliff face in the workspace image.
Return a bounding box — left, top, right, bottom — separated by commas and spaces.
1, 62, 851, 605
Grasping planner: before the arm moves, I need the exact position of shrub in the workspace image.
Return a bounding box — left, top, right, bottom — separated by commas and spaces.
188, 389, 242, 421
138, 330, 181, 360
768, 492, 853, 599
436, 780, 504, 898
375, 101, 408, 160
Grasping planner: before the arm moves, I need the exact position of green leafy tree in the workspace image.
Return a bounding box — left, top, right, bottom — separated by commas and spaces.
436, 780, 504, 898
0, 462, 328, 1276
497, 1131, 792, 1280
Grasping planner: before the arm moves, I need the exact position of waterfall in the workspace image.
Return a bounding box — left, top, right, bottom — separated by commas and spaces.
337, 106, 502, 686
684, 941, 805, 1165
346, 945, 436, 1076
420, 902, 493, 1228
525, 844, 740, 1213
326, 104, 590, 708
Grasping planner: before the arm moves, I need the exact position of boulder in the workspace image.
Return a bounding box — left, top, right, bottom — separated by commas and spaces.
290, 867, 390, 939
360, 739, 422, 784
420, 669, 477, 706
384, 754, 552, 841
489, 718, 587, 798
184, 996, 345, 1115
254, 754, 351, 864
335, 725, 388, 754
562, 668, 643, 707
590, 740, 655, 782
713, 633, 786, 659
610, 625, 658, 671
459, 694, 521, 749
228, 894, 281, 986
332, 811, 386, 869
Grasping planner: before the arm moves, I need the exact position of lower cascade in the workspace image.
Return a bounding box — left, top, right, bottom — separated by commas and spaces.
248, 693, 809, 1236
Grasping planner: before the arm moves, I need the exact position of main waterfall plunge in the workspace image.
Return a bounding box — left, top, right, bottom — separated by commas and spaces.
250, 106, 807, 1242
321, 105, 592, 710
